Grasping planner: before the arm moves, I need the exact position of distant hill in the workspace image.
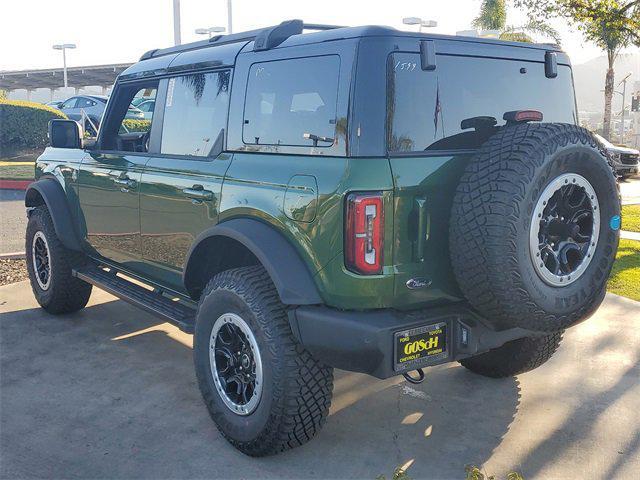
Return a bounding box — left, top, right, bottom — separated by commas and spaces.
573, 52, 640, 115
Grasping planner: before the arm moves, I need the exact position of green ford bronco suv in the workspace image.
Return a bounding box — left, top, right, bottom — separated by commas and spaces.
26, 20, 620, 456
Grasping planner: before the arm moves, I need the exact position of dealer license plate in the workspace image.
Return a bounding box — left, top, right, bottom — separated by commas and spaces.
394, 322, 448, 371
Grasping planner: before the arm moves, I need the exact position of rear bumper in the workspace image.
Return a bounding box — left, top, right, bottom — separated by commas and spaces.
288, 304, 535, 379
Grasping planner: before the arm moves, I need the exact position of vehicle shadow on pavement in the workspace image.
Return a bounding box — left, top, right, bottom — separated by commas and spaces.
506, 327, 640, 480
315, 367, 521, 479
0, 293, 522, 479
514, 359, 639, 480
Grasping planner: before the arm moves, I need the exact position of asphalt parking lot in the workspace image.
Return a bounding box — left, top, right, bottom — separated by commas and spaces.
1, 281, 639, 479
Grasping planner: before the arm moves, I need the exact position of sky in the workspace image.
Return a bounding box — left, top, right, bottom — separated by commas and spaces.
2, 0, 636, 73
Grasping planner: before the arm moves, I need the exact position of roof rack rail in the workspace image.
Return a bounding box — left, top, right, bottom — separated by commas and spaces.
139, 20, 345, 61
303, 23, 346, 31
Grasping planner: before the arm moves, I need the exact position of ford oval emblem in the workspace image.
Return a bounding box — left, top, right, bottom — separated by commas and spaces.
406, 277, 432, 290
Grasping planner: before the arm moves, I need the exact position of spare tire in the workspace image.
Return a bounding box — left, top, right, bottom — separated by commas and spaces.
450, 123, 620, 332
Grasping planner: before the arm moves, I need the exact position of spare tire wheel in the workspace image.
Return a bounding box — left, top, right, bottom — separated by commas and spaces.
450, 123, 620, 332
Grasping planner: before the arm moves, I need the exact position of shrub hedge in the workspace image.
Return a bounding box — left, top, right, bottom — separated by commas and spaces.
121, 118, 152, 133
0, 99, 67, 155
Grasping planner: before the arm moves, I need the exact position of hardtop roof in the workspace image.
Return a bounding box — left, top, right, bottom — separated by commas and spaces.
120, 21, 566, 81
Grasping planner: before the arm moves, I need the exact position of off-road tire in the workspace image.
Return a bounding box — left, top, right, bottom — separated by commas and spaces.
450, 123, 619, 332
193, 265, 334, 456
460, 332, 563, 378
25, 206, 92, 314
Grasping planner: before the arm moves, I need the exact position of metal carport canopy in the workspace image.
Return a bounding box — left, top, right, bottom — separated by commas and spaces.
0, 63, 133, 91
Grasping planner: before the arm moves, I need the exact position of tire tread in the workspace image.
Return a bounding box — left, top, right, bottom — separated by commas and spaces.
460, 332, 564, 378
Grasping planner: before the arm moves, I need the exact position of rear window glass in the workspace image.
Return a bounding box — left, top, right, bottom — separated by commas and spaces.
243, 56, 340, 147
387, 53, 577, 153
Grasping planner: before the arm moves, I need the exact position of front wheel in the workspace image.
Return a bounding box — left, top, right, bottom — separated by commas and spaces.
193, 266, 334, 456
25, 206, 92, 314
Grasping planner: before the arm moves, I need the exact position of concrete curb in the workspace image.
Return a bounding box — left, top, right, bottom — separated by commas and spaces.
0, 252, 25, 260
621, 230, 640, 241
0, 180, 30, 190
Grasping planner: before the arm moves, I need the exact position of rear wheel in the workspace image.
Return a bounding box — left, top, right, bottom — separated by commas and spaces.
460, 332, 563, 378
193, 266, 333, 456
25, 206, 92, 314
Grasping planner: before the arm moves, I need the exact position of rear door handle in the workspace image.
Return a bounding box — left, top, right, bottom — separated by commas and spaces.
183, 185, 213, 201
414, 196, 429, 262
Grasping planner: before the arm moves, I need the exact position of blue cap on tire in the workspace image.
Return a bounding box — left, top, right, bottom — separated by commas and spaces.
609, 215, 621, 231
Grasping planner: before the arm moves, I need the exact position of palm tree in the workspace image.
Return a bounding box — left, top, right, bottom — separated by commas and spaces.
473, 0, 560, 43
514, 0, 640, 140
580, 2, 640, 140
473, 0, 508, 30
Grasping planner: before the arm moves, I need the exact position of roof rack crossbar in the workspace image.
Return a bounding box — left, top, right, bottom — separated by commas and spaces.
253, 19, 303, 51
140, 20, 347, 61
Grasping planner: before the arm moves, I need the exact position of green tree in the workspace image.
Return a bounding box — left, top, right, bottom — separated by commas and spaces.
514, 0, 640, 140
474, 0, 560, 42
474, 0, 508, 29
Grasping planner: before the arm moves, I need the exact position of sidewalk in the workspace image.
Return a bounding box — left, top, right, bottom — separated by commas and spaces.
621, 230, 640, 241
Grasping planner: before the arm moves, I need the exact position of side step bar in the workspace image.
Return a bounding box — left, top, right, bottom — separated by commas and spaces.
73, 265, 196, 334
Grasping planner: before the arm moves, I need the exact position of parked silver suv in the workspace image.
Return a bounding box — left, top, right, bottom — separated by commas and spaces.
594, 133, 640, 179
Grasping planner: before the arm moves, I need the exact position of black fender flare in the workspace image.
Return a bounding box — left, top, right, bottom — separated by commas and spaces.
25, 179, 83, 251
183, 218, 322, 305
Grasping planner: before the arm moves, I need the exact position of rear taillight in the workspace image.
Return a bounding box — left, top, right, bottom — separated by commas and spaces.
345, 192, 384, 275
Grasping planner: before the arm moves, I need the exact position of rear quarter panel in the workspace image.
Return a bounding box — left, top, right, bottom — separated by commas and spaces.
220, 155, 396, 308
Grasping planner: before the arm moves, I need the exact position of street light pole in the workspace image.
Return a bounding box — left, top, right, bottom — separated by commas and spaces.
62, 48, 67, 86
619, 73, 632, 144
52, 44, 76, 88
227, 0, 233, 34
173, 0, 182, 45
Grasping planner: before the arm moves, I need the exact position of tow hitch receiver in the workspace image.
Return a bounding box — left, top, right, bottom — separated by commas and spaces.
403, 369, 426, 384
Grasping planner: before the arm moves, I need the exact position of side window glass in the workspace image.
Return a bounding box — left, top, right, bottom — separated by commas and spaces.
62, 97, 77, 109
243, 56, 340, 147
139, 101, 155, 112
160, 71, 230, 157
118, 88, 156, 134
76, 97, 94, 108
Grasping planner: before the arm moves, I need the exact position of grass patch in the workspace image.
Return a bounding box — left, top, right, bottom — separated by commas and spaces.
607, 239, 640, 301
464, 466, 525, 480
0, 163, 34, 181
621, 204, 640, 233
